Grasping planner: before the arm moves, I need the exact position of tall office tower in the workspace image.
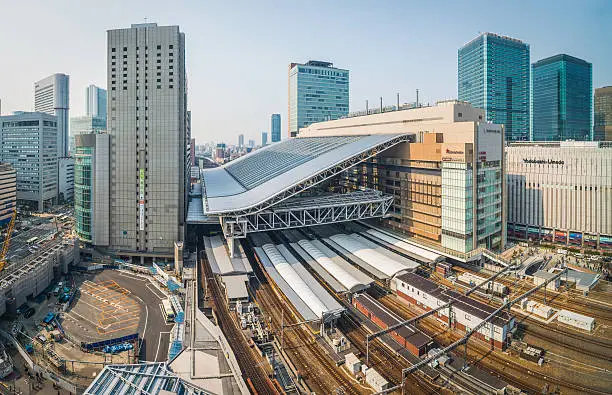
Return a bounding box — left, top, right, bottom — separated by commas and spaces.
271, 113, 281, 142
248, 139, 255, 148
0, 163, 16, 226
531, 54, 592, 141
58, 158, 74, 203
0, 112, 58, 211
190, 138, 196, 166
106, 23, 186, 259
70, 115, 106, 154
594, 86, 612, 141
458, 33, 530, 141
34, 73, 70, 157
74, 133, 110, 246
288, 60, 349, 137
86, 84, 108, 120
261, 132, 268, 146
238, 134, 244, 148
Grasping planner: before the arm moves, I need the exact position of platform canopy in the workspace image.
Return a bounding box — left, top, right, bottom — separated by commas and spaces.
200, 134, 410, 216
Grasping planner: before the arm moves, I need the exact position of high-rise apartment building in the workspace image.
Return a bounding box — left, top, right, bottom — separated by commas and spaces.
106, 23, 187, 259
458, 33, 530, 141
531, 54, 592, 141
0, 112, 58, 211
0, 163, 16, 226
271, 113, 281, 142
75, 133, 110, 246
594, 86, 612, 141
238, 134, 244, 148
34, 74, 70, 157
288, 60, 349, 137
86, 84, 108, 120
262, 132, 268, 146
300, 100, 505, 255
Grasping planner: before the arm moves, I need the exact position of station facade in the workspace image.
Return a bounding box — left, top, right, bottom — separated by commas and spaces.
299, 100, 506, 256
506, 141, 612, 250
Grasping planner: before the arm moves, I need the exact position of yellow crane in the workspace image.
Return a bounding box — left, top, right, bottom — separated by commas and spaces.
0, 210, 17, 272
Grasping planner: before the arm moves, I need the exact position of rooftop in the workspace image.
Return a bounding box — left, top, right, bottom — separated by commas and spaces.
533, 54, 591, 67
200, 134, 408, 215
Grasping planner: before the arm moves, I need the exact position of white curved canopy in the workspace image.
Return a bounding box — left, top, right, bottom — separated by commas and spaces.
365, 229, 442, 262
329, 233, 409, 277
262, 244, 328, 318
297, 239, 363, 292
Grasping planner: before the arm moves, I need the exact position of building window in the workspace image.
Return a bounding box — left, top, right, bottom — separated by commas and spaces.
157, 45, 161, 49
111, 48, 116, 52
169, 85, 173, 89
123, 47, 127, 51
169, 44, 173, 49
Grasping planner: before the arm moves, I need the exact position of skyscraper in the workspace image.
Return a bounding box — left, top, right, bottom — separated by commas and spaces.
106, 23, 186, 259
86, 84, 108, 120
34, 73, 70, 157
0, 112, 58, 211
458, 33, 530, 141
271, 113, 281, 142
261, 132, 268, 146
594, 86, 612, 141
288, 60, 349, 137
0, 163, 16, 226
238, 134, 244, 148
70, 115, 106, 154
531, 54, 592, 141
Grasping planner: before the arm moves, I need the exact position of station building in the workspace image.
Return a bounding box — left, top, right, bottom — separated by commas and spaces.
191, 101, 506, 265
299, 100, 506, 257
392, 272, 515, 350
506, 141, 612, 250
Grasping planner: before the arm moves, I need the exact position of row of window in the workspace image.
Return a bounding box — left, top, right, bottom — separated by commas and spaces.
112, 45, 174, 52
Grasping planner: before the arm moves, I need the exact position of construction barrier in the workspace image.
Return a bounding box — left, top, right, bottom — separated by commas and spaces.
81, 333, 138, 352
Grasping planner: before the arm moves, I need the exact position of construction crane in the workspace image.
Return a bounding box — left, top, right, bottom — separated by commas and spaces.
0, 210, 17, 272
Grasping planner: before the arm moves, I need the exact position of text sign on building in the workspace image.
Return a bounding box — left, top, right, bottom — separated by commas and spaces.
139, 168, 145, 230
522, 158, 565, 165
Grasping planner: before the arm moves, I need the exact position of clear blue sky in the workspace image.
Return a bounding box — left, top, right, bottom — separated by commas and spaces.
0, 0, 610, 143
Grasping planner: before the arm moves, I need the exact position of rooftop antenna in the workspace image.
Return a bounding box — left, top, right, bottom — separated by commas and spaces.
416, 89, 419, 108
366, 100, 369, 115
397, 93, 400, 110
380, 97, 383, 113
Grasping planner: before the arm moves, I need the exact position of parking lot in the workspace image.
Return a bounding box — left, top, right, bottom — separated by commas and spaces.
62, 278, 144, 343
63, 270, 174, 362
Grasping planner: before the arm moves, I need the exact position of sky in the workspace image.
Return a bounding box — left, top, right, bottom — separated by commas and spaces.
0, 0, 610, 144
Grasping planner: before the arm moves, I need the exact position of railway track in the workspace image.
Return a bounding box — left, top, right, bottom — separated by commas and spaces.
376, 292, 610, 395
245, 241, 364, 395
199, 244, 279, 395
339, 312, 445, 395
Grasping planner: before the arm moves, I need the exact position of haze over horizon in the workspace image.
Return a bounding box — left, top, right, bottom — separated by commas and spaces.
0, 0, 610, 143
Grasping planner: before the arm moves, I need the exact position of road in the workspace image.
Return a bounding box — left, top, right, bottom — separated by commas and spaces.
92, 270, 174, 362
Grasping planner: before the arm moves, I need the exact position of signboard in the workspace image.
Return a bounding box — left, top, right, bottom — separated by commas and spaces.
139, 168, 145, 231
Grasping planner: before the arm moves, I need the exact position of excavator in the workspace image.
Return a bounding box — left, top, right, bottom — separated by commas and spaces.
0, 210, 17, 272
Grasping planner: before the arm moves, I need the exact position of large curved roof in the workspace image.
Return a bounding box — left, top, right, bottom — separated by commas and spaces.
202, 134, 408, 215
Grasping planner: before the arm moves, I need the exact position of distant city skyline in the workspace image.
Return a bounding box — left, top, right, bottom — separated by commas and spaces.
0, 0, 610, 143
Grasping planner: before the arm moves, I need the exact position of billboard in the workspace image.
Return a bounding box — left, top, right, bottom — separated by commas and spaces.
139, 168, 145, 230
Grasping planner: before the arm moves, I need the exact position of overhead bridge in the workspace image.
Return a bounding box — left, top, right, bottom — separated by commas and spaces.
189, 134, 412, 249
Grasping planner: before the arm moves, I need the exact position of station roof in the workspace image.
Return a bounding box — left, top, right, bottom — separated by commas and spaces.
203, 235, 252, 275
84, 362, 210, 395
221, 274, 249, 300
201, 134, 408, 215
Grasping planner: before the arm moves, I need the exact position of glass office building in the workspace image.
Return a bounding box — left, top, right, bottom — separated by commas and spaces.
271, 113, 281, 142
531, 54, 592, 141
288, 60, 349, 137
70, 115, 106, 154
594, 86, 612, 141
458, 33, 530, 141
